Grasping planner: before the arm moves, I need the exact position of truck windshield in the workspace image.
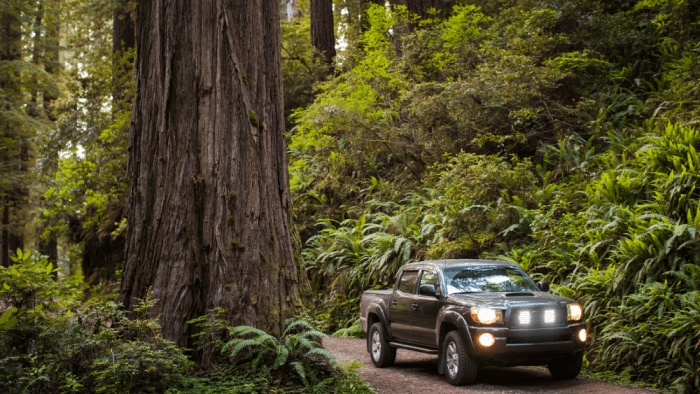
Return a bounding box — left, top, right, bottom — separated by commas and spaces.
444, 265, 538, 294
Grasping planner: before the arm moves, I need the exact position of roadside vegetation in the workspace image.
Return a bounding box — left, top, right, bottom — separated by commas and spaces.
292, 2, 700, 392
1, 0, 699, 392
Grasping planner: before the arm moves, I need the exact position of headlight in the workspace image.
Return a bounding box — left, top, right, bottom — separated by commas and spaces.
470, 307, 504, 325
567, 303, 583, 321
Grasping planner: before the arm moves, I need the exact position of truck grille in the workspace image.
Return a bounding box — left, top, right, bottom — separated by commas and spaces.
507, 306, 566, 328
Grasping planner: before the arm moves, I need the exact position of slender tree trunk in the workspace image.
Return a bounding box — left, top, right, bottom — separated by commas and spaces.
112, 0, 134, 111
311, 0, 336, 70
1, 203, 8, 267
36, 0, 60, 268
120, 0, 306, 356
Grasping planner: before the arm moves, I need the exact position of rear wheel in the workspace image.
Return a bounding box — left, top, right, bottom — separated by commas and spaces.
443, 331, 478, 385
547, 352, 583, 379
368, 322, 396, 367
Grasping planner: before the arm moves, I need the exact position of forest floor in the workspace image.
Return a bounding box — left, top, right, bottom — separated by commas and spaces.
324, 337, 659, 394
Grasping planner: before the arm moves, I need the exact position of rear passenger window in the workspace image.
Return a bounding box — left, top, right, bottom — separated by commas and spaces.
397, 270, 419, 294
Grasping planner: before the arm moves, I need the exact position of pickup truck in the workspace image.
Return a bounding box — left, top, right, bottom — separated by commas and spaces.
359, 259, 587, 386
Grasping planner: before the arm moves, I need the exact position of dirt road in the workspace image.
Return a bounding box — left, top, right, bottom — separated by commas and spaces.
324, 337, 657, 394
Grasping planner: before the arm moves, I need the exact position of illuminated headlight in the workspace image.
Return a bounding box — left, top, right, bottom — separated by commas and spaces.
578, 329, 588, 342
478, 333, 496, 347
470, 307, 504, 325
567, 303, 583, 321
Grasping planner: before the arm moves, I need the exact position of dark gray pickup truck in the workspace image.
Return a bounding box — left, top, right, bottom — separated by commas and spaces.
359, 259, 587, 386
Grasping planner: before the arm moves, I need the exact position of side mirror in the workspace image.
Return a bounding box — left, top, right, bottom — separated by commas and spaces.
537, 281, 550, 292
419, 284, 436, 297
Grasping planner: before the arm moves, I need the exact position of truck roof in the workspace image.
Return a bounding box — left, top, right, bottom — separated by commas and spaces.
401, 259, 517, 271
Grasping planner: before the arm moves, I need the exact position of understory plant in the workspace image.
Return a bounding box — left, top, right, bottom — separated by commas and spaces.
0, 250, 191, 394
189, 310, 373, 393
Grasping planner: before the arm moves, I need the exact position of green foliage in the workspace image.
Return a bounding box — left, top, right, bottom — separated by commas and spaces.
9, 0, 700, 392
0, 251, 191, 393
0, 259, 371, 394
188, 313, 374, 393
293, 3, 700, 390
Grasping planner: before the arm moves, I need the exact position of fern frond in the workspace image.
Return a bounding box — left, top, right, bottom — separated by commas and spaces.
273, 344, 289, 369
289, 361, 308, 387
306, 347, 337, 365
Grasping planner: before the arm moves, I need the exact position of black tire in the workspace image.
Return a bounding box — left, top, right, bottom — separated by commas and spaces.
547, 352, 583, 379
443, 331, 478, 386
368, 322, 396, 368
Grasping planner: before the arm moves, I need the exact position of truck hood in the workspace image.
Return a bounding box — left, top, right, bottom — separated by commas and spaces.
446, 291, 573, 308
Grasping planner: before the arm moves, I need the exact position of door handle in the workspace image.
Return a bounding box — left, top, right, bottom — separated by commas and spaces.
411, 303, 418, 310
391, 300, 397, 306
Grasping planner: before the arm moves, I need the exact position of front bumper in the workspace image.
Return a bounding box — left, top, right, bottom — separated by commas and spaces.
467, 322, 587, 365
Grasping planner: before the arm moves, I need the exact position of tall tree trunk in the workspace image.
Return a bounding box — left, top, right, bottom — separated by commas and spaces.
1, 0, 25, 267
119, 0, 306, 356
311, 0, 335, 70
36, 0, 60, 268
112, 0, 134, 111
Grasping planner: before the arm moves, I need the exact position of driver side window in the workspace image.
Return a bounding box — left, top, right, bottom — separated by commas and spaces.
419, 270, 436, 287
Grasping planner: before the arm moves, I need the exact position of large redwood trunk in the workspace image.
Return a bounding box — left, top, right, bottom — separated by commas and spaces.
120, 0, 305, 351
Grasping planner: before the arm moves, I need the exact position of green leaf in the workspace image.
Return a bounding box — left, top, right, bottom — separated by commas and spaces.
0, 306, 18, 330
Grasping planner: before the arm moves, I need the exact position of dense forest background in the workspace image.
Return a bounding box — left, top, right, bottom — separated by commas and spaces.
1, 0, 699, 392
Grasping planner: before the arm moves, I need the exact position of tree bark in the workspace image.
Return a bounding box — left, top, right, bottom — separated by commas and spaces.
311, 0, 336, 70
120, 0, 306, 354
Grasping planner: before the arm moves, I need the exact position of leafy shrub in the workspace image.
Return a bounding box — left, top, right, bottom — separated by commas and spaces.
0, 250, 191, 393
189, 312, 373, 393
1, 252, 370, 393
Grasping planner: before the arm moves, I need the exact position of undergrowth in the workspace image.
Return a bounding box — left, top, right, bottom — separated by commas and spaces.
0, 251, 374, 394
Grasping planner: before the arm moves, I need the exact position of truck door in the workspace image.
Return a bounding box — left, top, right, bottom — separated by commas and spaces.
389, 269, 418, 341
411, 269, 442, 347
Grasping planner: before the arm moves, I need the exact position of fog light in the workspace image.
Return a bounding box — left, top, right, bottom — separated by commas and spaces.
544, 309, 556, 323
578, 329, 587, 342
478, 333, 496, 347
518, 311, 531, 325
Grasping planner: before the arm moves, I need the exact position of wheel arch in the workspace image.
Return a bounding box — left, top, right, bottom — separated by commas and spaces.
437, 310, 475, 352
365, 304, 391, 352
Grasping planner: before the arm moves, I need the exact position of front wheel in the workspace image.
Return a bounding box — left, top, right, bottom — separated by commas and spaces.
547, 352, 583, 379
443, 331, 478, 385
368, 322, 396, 368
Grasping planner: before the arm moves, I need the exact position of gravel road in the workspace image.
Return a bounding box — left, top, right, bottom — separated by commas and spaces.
324, 337, 658, 394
